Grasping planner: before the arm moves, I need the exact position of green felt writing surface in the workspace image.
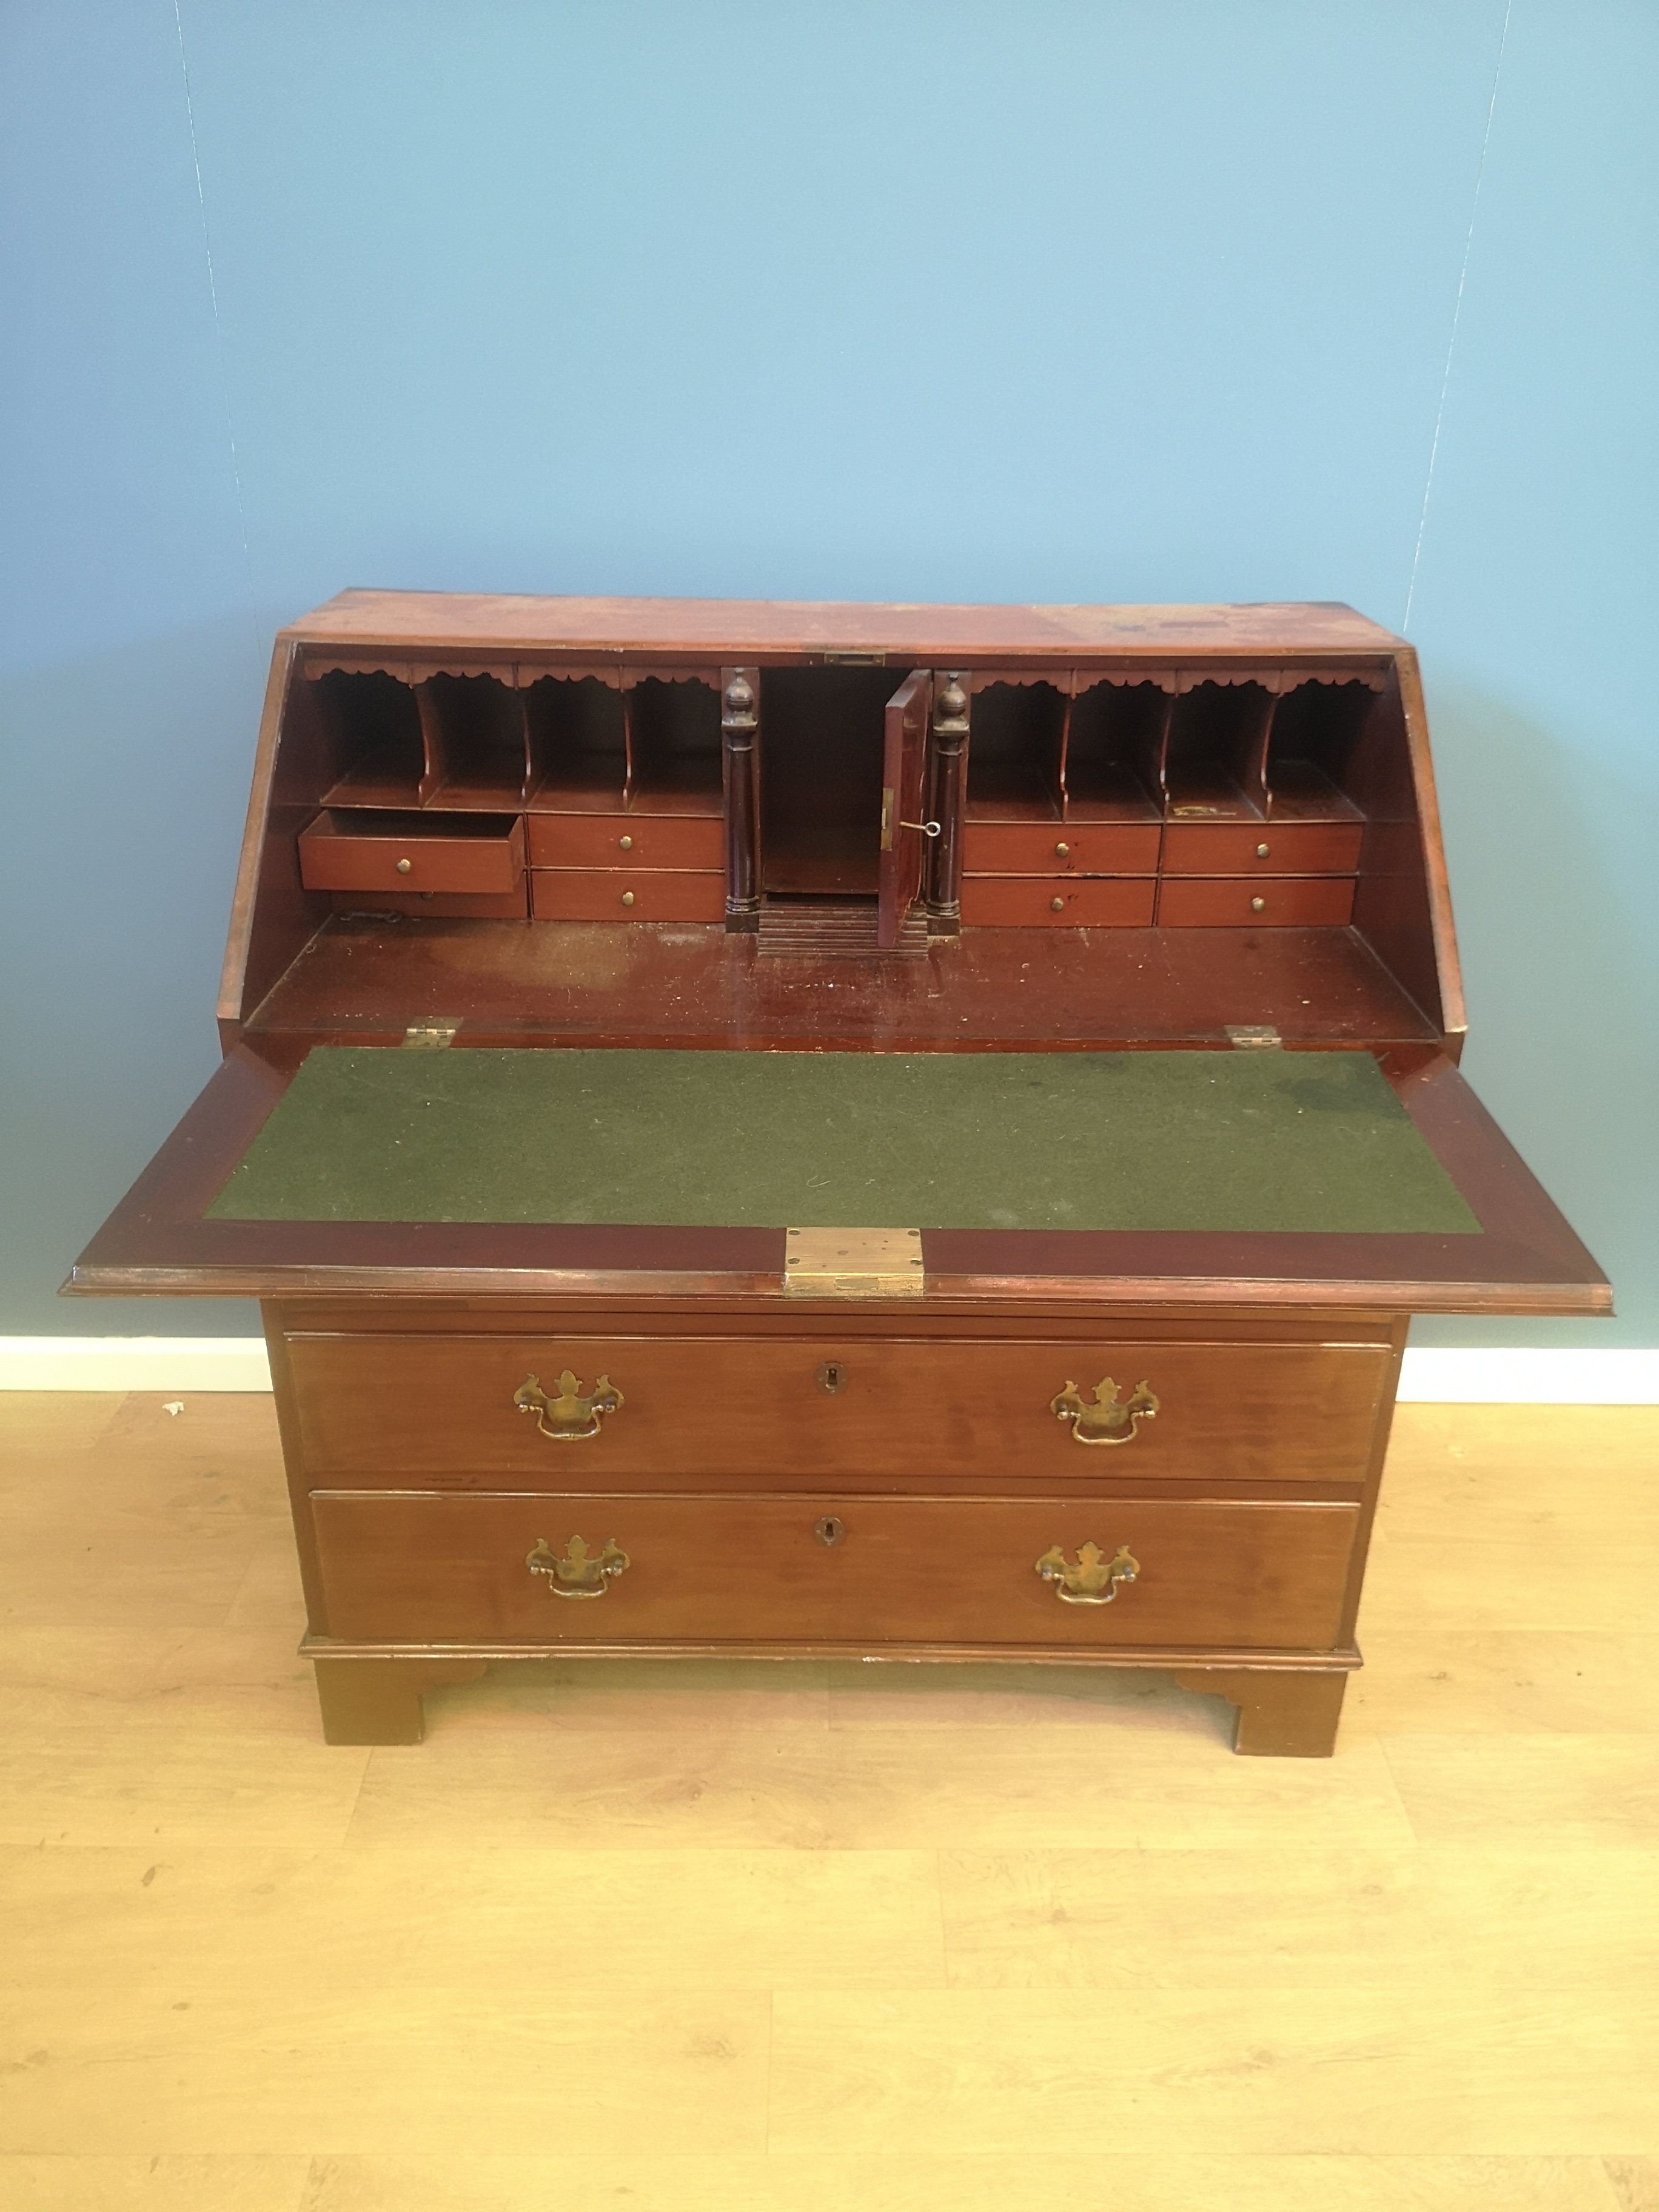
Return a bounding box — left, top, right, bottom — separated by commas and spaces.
206, 1047, 1480, 1236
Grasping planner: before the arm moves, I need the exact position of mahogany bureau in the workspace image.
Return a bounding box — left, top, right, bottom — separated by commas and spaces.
67, 594, 1609, 1755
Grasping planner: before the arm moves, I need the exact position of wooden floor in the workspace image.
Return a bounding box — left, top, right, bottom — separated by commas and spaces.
1, 1397, 1657, 2212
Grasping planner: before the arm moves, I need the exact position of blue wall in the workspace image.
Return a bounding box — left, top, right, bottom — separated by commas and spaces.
3, 1, 1653, 1344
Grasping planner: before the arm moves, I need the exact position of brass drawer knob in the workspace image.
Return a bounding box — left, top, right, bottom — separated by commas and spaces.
619, 834, 633, 850
527, 1534, 629, 1600
1050, 896, 1065, 913
1250, 895, 1265, 913
1036, 1541, 1139, 1606
621, 890, 635, 907
1054, 841, 1070, 857
1049, 1376, 1159, 1446
1256, 842, 1270, 859
514, 1369, 623, 1440
395, 857, 412, 874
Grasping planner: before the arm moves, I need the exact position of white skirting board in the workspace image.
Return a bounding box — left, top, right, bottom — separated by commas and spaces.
0, 1338, 276, 1393
0, 1336, 1655, 1404
1399, 1349, 1658, 1404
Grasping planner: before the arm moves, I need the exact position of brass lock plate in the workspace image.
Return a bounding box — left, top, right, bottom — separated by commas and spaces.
783, 1226, 925, 1299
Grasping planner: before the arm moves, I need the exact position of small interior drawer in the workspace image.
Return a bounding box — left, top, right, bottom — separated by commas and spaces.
1159, 877, 1356, 928
527, 813, 725, 871
298, 810, 525, 896
1161, 822, 1364, 876
962, 822, 1162, 876
530, 868, 726, 923
960, 877, 1158, 928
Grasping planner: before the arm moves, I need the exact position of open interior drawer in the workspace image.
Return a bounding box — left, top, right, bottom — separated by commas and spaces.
298, 808, 526, 896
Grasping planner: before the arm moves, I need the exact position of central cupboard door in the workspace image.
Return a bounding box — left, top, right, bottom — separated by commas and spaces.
758, 665, 931, 901
879, 668, 932, 947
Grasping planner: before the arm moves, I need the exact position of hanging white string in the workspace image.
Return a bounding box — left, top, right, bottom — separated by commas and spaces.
1403, 0, 1513, 634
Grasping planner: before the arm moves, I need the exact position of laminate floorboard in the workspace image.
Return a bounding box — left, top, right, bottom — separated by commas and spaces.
2, 1394, 1655, 2208
0, 2152, 1636, 2212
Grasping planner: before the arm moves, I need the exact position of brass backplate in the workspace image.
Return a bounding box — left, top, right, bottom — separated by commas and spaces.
783, 1226, 925, 1299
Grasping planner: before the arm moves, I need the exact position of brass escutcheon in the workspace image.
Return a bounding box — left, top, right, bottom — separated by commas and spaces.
814, 1515, 847, 1547
1035, 1541, 1140, 1606
1049, 1376, 1159, 1446
526, 1535, 630, 1600
514, 1370, 623, 1441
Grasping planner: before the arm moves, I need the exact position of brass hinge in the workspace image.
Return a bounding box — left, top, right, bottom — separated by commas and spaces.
822, 648, 885, 666
1224, 1025, 1282, 1050
783, 1226, 925, 1298
879, 786, 894, 852
403, 1021, 460, 1048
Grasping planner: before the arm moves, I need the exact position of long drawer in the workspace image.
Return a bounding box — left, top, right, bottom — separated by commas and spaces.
283, 1332, 1392, 1487
311, 1491, 1361, 1650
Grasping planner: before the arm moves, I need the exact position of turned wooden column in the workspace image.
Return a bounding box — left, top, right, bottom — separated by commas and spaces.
721, 663, 762, 932
924, 670, 968, 934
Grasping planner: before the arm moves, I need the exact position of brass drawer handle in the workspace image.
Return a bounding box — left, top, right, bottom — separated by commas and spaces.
1049, 1376, 1159, 1445
527, 1535, 629, 1599
514, 1369, 624, 1441
1036, 1541, 1139, 1605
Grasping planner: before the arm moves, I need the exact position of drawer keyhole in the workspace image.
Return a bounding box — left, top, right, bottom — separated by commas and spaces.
815, 1515, 847, 1547
816, 1361, 847, 1395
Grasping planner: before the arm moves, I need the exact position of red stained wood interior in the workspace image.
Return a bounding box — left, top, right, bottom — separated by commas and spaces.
243, 916, 1426, 1047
